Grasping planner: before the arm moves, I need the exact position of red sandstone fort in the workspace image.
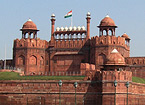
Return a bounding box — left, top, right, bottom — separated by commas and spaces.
0, 13, 145, 105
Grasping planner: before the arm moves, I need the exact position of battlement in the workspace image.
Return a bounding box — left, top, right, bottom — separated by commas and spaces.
54, 39, 87, 48
126, 57, 145, 65
101, 70, 132, 81
14, 38, 47, 48
90, 35, 129, 50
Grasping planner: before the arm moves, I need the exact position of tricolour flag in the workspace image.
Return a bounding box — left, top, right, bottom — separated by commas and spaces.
64, 10, 72, 18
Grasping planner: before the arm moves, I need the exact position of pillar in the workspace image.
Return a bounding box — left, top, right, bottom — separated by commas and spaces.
86, 12, 91, 40
51, 14, 56, 44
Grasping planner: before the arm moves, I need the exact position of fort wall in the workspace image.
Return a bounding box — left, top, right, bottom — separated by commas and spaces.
0, 80, 144, 105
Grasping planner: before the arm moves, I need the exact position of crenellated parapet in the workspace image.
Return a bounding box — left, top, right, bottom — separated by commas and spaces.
125, 57, 145, 65
54, 38, 87, 48
14, 38, 46, 49
101, 70, 132, 81
90, 35, 129, 50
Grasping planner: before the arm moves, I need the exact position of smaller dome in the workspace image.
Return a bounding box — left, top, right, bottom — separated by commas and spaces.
64, 27, 68, 31
68, 27, 72, 31
51, 14, 55, 18
77, 26, 81, 31
81, 26, 85, 30
56, 27, 60, 31
105, 49, 125, 65
99, 15, 116, 27
87, 12, 91, 17
72, 26, 77, 31
121, 33, 130, 40
22, 19, 37, 30
60, 27, 64, 31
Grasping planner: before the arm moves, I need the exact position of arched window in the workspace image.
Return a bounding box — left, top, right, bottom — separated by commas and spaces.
40, 56, 44, 65
98, 53, 106, 65
18, 55, 25, 65
29, 55, 37, 65
25, 33, 29, 38
109, 30, 112, 35
103, 30, 106, 35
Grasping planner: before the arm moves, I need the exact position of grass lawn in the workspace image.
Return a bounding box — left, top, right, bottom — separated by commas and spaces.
132, 76, 145, 84
0, 72, 145, 83
0, 72, 85, 80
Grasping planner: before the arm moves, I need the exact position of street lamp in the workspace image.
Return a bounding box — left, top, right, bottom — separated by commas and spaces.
58, 80, 62, 105
125, 81, 129, 105
74, 82, 78, 105
114, 80, 117, 105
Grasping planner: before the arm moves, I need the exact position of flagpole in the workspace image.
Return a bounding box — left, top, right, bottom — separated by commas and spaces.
4, 44, 6, 69
71, 16, 73, 27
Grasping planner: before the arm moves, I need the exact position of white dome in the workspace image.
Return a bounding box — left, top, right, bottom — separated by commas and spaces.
81, 26, 85, 30
73, 26, 77, 31
56, 27, 60, 31
77, 26, 81, 31
60, 27, 64, 31
64, 27, 68, 31
87, 12, 91, 17
68, 27, 72, 31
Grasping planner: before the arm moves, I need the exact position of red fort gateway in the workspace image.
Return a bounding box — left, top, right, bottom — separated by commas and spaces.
13, 13, 133, 75
12, 13, 145, 78
0, 12, 145, 105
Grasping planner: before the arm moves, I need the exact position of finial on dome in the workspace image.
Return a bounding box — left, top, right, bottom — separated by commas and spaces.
111, 49, 118, 53
28, 18, 32, 21
106, 14, 109, 17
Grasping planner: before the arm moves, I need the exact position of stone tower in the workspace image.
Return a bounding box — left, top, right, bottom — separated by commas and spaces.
100, 49, 132, 105
13, 19, 46, 75
90, 15, 130, 69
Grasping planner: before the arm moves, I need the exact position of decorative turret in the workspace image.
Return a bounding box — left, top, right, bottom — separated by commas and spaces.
104, 49, 126, 71
86, 12, 91, 40
20, 19, 39, 39
50, 14, 56, 45
121, 33, 130, 46
98, 15, 117, 36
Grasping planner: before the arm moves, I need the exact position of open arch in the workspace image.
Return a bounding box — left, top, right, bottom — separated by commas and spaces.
108, 30, 112, 35
103, 30, 106, 35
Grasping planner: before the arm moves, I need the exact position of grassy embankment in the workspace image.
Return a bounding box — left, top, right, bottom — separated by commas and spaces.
0, 72, 145, 84
132, 76, 145, 84
0, 72, 85, 80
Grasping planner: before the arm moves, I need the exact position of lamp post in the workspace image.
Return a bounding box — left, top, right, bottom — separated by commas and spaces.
125, 81, 129, 105
114, 80, 117, 105
74, 82, 78, 105
58, 80, 62, 105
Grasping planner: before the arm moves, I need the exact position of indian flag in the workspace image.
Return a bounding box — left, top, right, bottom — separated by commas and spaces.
64, 10, 72, 18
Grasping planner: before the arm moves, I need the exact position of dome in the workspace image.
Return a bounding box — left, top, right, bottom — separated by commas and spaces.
99, 15, 116, 27
121, 33, 130, 40
105, 49, 125, 65
22, 19, 37, 30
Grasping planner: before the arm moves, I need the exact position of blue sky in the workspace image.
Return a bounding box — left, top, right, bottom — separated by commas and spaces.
0, 0, 145, 59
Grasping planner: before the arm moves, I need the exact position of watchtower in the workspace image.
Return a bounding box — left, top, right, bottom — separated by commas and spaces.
13, 19, 46, 75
